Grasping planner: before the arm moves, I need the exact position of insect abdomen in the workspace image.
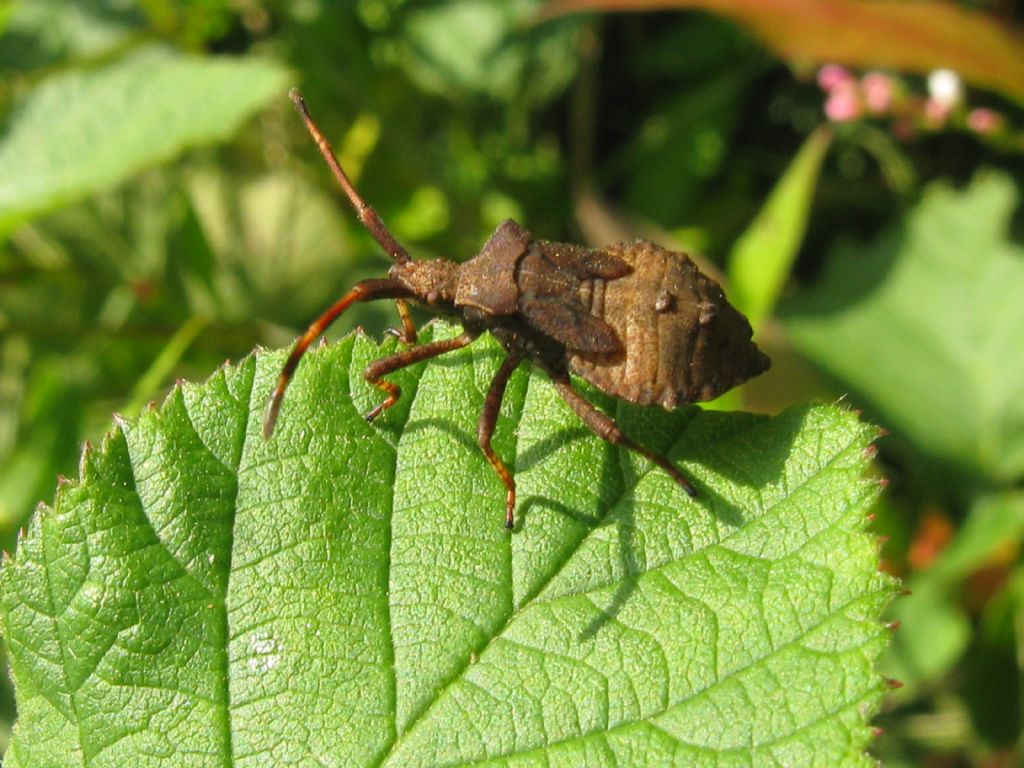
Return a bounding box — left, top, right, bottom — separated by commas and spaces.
568, 241, 769, 408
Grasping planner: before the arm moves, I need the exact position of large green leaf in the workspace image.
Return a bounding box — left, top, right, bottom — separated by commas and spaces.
782, 171, 1024, 487
0, 45, 289, 236
1, 323, 893, 766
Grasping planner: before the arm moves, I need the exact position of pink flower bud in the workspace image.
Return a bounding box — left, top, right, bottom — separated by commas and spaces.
817, 64, 854, 92
824, 81, 862, 122
966, 108, 1004, 135
861, 72, 894, 115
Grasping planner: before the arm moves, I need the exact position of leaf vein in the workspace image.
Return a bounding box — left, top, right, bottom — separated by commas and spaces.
459, 588, 890, 765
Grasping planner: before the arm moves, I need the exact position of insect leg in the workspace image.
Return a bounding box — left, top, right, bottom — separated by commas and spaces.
264, 278, 412, 439
477, 354, 523, 530
550, 375, 697, 498
382, 299, 418, 344
363, 331, 477, 421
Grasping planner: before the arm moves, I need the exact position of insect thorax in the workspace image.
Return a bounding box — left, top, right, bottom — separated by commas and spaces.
454, 219, 530, 315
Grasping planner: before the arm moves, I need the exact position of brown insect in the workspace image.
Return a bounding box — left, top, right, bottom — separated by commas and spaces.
264, 89, 770, 530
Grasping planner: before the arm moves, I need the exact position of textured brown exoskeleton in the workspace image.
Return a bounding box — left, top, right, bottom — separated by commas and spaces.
264, 89, 771, 529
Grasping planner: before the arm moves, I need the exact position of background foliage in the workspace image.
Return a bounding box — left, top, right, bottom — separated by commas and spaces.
1, 0, 1023, 765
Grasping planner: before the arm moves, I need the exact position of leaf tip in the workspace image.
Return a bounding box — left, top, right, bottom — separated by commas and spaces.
77, 440, 92, 479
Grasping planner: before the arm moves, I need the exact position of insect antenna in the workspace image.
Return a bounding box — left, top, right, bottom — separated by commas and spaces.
289, 88, 411, 265
264, 92, 425, 441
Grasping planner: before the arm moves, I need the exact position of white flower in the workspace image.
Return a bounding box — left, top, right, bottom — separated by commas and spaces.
927, 69, 964, 110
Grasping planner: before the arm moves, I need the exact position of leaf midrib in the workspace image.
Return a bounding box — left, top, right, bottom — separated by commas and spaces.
40, 503, 89, 768
139, 376, 253, 768
217, 369, 255, 768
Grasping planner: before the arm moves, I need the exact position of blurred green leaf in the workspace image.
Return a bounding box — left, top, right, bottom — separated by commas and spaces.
882, 579, 971, 695
621, 68, 749, 227
0, 0, 145, 72
960, 543, 1021, 748
137, 0, 234, 45
782, 171, 1024, 488
926, 493, 1024, 583
404, 1, 523, 95
0, 353, 87, 543
0, 45, 289, 236
728, 126, 831, 331
123, 315, 209, 418
184, 168, 356, 324
541, 0, 1024, 104
390, 185, 450, 241
2, 323, 892, 766
882, 492, 1024, 693
402, 0, 579, 104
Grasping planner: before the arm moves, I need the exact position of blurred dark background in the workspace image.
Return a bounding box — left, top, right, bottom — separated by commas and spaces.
2, 1, 1024, 764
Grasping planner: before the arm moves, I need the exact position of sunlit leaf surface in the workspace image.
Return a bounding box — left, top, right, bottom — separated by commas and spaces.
2, 324, 892, 766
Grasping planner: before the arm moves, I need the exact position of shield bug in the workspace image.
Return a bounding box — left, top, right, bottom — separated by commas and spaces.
264, 89, 770, 530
